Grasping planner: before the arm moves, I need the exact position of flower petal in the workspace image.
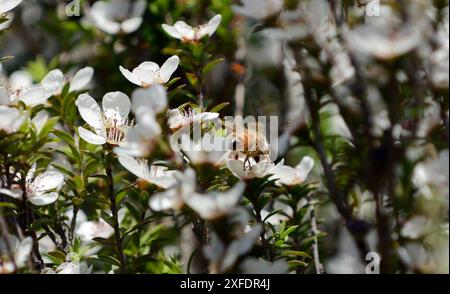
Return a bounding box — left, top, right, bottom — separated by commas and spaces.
119, 66, 142, 87
41, 69, 64, 97
0, 188, 23, 199
295, 156, 314, 181
149, 189, 181, 211
9, 70, 33, 90
102, 91, 131, 120
0, 0, 23, 14
28, 192, 59, 206
117, 154, 148, 179
131, 85, 167, 115
121, 17, 143, 33
0, 106, 27, 133
199, 14, 222, 38
14, 236, 32, 268
161, 24, 182, 40
69, 67, 94, 92
131, 0, 146, 17
78, 127, 106, 145
184, 182, 245, 220
174, 21, 194, 39
75, 94, 103, 130
159, 56, 180, 83
33, 170, 64, 193
18, 86, 47, 106
226, 159, 248, 179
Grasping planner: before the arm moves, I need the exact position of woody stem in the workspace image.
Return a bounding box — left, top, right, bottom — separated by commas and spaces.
105, 155, 126, 273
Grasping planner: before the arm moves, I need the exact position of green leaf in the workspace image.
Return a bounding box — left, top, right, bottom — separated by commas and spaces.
0, 202, 17, 209
202, 58, 224, 75
0, 56, 13, 63
287, 260, 308, 267
280, 225, 299, 239
263, 209, 284, 223
281, 251, 312, 259
52, 163, 76, 177
53, 129, 75, 146
209, 102, 229, 113
93, 255, 121, 267
166, 77, 181, 88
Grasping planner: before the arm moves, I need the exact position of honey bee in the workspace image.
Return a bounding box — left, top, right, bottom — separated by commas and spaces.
224, 121, 271, 170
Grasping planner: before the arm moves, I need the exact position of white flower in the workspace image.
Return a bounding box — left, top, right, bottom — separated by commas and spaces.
167, 108, 219, 131
0, 236, 32, 274
401, 216, 430, 239
1, 164, 65, 206
184, 182, 246, 220
119, 56, 179, 88
86, 0, 146, 35
233, 0, 283, 20
0, 0, 23, 15
113, 85, 167, 156
0, 105, 27, 134
1, 70, 33, 92
76, 218, 114, 243
412, 149, 449, 198
118, 154, 180, 189
177, 131, 229, 166
69, 67, 94, 92
24, 163, 64, 206
162, 14, 222, 42
348, 24, 423, 60
132, 83, 168, 115
0, 69, 63, 106
76, 91, 133, 146
204, 225, 262, 273
260, 201, 293, 226
149, 168, 196, 212
53, 262, 93, 274
226, 154, 275, 180
269, 156, 314, 186
1, 67, 93, 107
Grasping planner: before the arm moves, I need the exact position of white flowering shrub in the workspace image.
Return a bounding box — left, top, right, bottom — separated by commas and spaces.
0, 0, 448, 274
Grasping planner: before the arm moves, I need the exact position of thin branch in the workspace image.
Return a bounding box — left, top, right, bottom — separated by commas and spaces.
106, 158, 126, 274
309, 205, 324, 274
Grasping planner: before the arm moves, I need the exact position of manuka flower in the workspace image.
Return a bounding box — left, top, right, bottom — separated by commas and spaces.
76, 91, 133, 146
118, 154, 180, 189
0, 0, 23, 15
86, 0, 146, 35
269, 156, 315, 186
167, 108, 219, 131
162, 14, 222, 42
233, 0, 283, 21
1, 164, 65, 206
119, 56, 179, 88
